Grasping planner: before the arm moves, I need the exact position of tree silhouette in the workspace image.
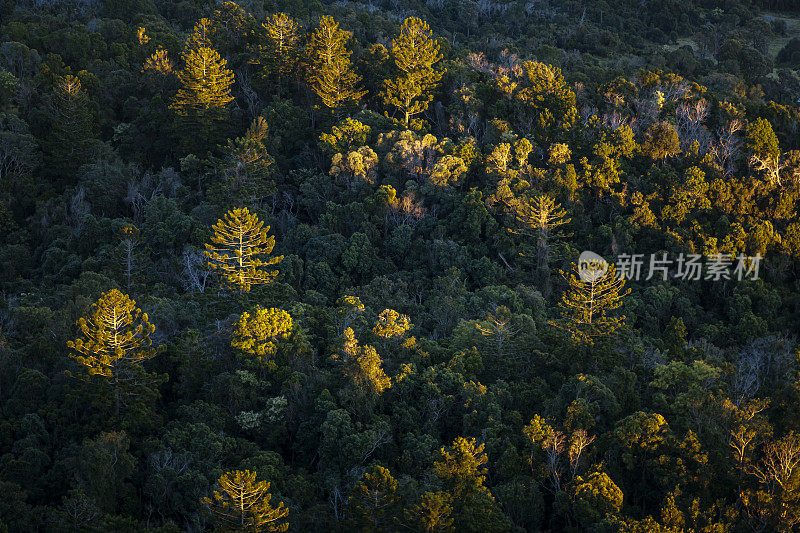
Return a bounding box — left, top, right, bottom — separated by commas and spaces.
346, 465, 400, 531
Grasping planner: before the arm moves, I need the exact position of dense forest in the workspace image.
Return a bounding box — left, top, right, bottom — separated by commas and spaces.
1, 0, 800, 530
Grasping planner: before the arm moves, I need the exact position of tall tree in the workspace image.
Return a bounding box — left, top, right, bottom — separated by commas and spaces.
115, 223, 148, 291
383, 17, 444, 126
346, 465, 400, 531
67, 289, 159, 416
259, 13, 301, 91
433, 436, 509, 531
509, 194, 571, 272
48, 74, 93, 181
549, 261, 630, 344
204, 207, 283, 292
201, 470, 289, 532
305, 16, 366, 112
207, 116, 275, 206
170, 46, 234, 120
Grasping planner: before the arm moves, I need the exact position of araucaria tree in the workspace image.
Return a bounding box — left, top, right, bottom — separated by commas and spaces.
202, 470, 289, 532
509, 194, 571, 271
67, 289, 158, 416
259, 13, 301, 90
171, 46, 234, 119
549, 262, 630, 344
204, 207, 283, 292
305, 15, 366, 112
383, 17, 444, 126
49, 74, 93, 179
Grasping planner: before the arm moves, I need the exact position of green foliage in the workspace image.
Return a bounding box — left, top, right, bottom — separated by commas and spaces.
2, 1, 800, 531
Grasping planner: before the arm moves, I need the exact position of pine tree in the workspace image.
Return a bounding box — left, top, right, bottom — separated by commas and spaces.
346, 465, 400, 531
204, 207, 283, 292
201, 470, 289, 532
433, 436, 509, 531
509, 194, 571, 271
383, 17, 444, 126
404, 492, 454, 532
207, 116, 275, 207
232, 307, 293, 369
475, 306, 520, 360
549, 261, 630, 344
49, 74, 93, 179
116, 224, 149, 290
67, 289, 158, 416
305, 15, 366, 112
259, 13, 300, 89
185, 17, 214, 51
210, 2, 258, 59
170, 46, 234, 120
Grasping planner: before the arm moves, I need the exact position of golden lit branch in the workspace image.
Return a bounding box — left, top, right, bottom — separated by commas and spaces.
68, 289, 157, 378
204, 207, 283, 292
202, 470, 289, 532
549, 262, 629, 344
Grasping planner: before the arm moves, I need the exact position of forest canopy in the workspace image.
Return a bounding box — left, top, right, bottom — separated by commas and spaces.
1, 0, 800, 530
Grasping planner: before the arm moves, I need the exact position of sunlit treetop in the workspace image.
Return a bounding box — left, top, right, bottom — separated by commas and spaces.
170, 46, 234, 118
305, 15, 366, 111
372, 309, 411, 339
202, 469, 289, 532
383, 16, 444, 125
204, 207, 283, 292
232, 307, 293, 367
67, 289, 157, 378
549, 262, 630, 344
337, 327, 392, 395
142, 49, 174, 75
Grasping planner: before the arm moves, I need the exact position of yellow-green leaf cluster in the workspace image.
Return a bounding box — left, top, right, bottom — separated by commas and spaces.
202, 470, 289, 532
232, 307, 293, 365
204, 207, 283, 292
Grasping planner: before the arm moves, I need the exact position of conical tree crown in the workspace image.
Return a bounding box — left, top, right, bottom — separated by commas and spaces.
306, 15, 366, 110
202, 469, 289, 532
68, 289, 156, 378
383, 17, 444, 125
171, 46, 235, 117
260, 13, 300, 83
204, 207, 283, 292
549, 262, 630, 344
